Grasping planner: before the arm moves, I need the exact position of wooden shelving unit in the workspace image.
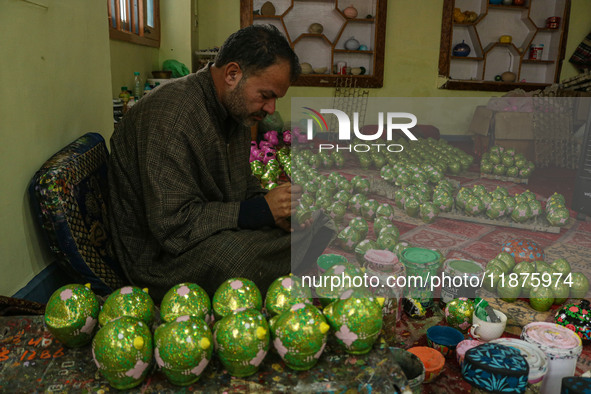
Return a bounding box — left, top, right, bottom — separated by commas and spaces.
240, 0, 387, 88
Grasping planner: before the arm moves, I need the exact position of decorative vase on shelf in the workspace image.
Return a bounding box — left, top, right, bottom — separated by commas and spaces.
343, 5, 358, 19
345, 37, 360, 50
452, 41, 471, 57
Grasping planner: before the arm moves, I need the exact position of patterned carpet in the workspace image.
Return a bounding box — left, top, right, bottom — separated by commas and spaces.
321, 163, 591, 393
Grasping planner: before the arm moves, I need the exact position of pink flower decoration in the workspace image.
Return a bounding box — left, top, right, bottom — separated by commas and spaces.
177, 285, 190, 297
154, 347, 165, 367
291, 303, 306, 311
335, 325, 358, 347
340, 289, 353, 300
81, 316, 97, 335
60, 289, 73, 301
120, 287, 133, 295
249, 349, 267, 366
333, 265, 346, 275
314, 342, 326, 359
274, 337, 288, 358
176, 315, 190, 322
281, 277, 293, 289
230, 280, 243, 290
125, 359, 150, 379
190, 357, 210, 376
569, 306, 580, 313
92, 346, 101, 369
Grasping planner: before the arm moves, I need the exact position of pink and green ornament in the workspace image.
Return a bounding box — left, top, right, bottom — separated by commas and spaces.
323, 289, 385, 354
160, 282, 211, 324
98, 286, 155, 327
44, 283, 100, 348
264, 275, 313, 317
269, 303, 329, 370
92, 316, 153, 390
212, 278, 262, 321
445, 297, 474, 333
154, 315, 213, 386
213, 309, 270, 377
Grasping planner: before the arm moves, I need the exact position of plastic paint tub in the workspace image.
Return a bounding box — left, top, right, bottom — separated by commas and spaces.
407, 346, 444, 384
399, 247, 442, 307
491, 338, 548, 392
389, 347, 425, 393
440, 259, 484, 304
521, 322, 582, 394
365, 249, 406, 323
316, 254, 348, 274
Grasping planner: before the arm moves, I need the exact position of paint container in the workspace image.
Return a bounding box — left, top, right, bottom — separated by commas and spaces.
546, 17, 560, 29
491, 338, 548, 393
316, 253, 348, 274
365, 249, 405, 323
337, 61, 347, 75
389, 347, 425, 394
529, 44, 544, 60
440, 259, 485, 304
399, 247, 442, 308
521, 322, 582, 394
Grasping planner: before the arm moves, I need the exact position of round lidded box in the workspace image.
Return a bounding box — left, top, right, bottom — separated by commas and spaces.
440, 259, 484, 304
462, 342, 529, 393
491, 338, 548, 390
521, 322, 582, 394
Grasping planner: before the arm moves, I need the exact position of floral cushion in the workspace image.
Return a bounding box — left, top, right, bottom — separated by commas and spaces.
29, 132, 127, 295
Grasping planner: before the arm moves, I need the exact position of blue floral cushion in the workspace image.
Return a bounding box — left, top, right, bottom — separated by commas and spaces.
29, 132, 127, 295
462, 342, 529, 393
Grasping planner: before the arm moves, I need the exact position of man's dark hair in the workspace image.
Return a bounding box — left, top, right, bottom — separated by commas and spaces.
215, 24, 301, 82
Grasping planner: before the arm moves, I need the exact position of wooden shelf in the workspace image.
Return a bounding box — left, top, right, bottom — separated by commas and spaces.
439, 0, 571, 91
241, 0, 387, 88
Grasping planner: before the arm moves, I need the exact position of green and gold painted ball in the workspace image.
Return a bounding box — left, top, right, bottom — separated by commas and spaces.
269, 303, 330, 371
213, 309, 270, 377
160, 283, 211, 324
444, 297, 474, 333
264, 275, 313, 317
44, 283, 100, 348
99, 286, 155, 328
92, 316, 153, 390
154, 316, 213, 386
323, 289, 384, 354
212, 278, 262, 321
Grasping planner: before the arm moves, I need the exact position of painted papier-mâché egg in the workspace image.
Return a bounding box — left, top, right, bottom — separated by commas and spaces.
154, 315, 213, 386
445, 297, 475, 333
323, 289, 385, 354
269, 303, 330, 370
44, 283, 100, 347
212, 278, 262, 321
98, 286, 155, 327
264, 275, 312, 318
92, 316, 153, 390
160, 282, 211, 324
213, 309, 270, 377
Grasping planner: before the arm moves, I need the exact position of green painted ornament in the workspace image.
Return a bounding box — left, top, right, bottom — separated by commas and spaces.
250, 161, 264, 178
99, 286, 155, 328
269, 303, 330, 370
214, 309, 270, 377
160, 282, 211, 324
348, 216, 369, 239
420, 202, 439, 223
329, 201, 347, 224
154, 316, 213, 386
486, 199, 507, 219
92, 316, 153, 390
337, 226, 364, 252
546, 206, 570, 226
404, 196, 420, 218
444, 297, 474, 333
377, 231, 399, 252
44, 283, 100, 348
332, 151, 346, 169
376, 203, 395, 221
355, 239, 380, 265
373, 217, 392, 237
264, 275, 313, 317
361, 199, 379, 221
323, 289, 384, 354
511, 201, 533, 223
212, 278, 262, 321
353, 177, 371, 194
316, 263, 364, 306
334, 190, 352, 205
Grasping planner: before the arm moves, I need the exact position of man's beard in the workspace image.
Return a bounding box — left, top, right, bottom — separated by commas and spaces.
223, 79, 267, 127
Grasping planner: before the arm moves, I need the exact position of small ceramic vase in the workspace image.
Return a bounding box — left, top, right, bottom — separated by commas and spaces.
92, 316, 153, 390
214, 309, 270, 377
260, 1, 275, 16
212, 277, 262, 320
452, 41, 471, 57
345, 37, 360, 50
269, 303, 330, 370
308, 23, 323, 34
154, 316, 213, 386
44, 283, 100, 348
264, 275, 313, 317
323, 289, 385, 354
343, 5, 358, 18
98, 286, 155, 327
160, 282, 211, 324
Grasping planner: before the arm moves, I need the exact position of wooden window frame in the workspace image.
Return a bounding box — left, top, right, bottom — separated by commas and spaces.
108, 0, 160, 48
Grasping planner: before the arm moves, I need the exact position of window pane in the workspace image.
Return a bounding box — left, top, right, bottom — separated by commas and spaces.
110, 0, 116, 27
120, 0, 127, 23
134, 0, 139, 34
146, 0, 154, 27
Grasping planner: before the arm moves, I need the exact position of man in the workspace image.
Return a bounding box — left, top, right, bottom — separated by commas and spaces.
108, 24, 334, 301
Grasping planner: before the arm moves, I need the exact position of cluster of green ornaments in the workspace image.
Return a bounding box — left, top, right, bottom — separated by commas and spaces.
44, 275, 386, 389
250, 146, 291, 190
480, 145, 535, 179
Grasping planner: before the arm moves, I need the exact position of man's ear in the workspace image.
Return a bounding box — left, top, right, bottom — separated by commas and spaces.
224, 62, 243, 88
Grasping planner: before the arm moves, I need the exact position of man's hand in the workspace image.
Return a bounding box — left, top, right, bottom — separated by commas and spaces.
264, 183, 303, 231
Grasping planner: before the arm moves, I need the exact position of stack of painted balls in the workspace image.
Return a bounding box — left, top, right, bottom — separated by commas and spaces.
249, 130, 291, 190
545, 192, 570, 227
482, 246, 589, 311
392, 178, 457, 223
480, 145, 535, 179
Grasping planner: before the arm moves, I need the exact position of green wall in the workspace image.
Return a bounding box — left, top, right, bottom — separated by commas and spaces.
0, 0, 113, 297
